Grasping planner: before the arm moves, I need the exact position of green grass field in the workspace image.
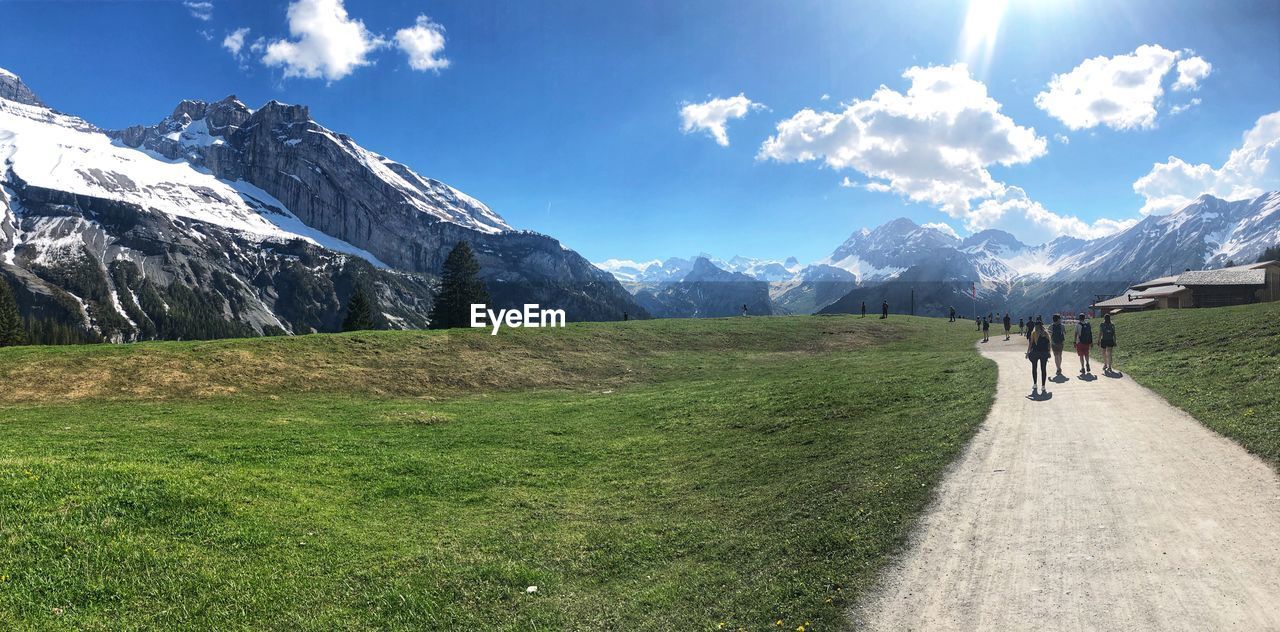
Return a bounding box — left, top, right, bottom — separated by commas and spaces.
1109, 302, 1279, 468
0, 316, 994, 630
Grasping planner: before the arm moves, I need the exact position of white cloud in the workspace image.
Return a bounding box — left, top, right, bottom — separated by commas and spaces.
680, 94, 764, 147
1168, 98, 1201, 116
249, 36, 267, 53
1133, 110, 1280, 215
1173, 56, 1212, 91
1054, 133, 1070, 144
1035, 45, 1211, 131
820, 93, 831, 101
760, 63, 1139, 241
759, 63, 1046, 213
395, 15, 450, 72
922, 221, 961, 240
262, 0, 388, 81
223, 27, 251, 55
184, 1, 213, 21
968, 187, 1138, 243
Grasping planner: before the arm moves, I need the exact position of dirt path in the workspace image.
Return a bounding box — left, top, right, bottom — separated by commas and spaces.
854, 336, 1280, 631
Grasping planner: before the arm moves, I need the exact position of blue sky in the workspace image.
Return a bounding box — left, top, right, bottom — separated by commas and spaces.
1, 0, 1277, 263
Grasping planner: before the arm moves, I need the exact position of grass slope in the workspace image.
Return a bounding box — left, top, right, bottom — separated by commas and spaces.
0, 316, 994, 630
1109, 302, 1279, 467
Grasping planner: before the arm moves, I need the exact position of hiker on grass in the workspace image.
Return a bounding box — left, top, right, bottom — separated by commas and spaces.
1100, 313, 1117, 373
949, 306, 956, 322
742, 303, 748, 317
1002, 313, 1011, 340
1026, 320, 1051, 394
1074, 313, 1094, 375
981, 316, 990, 342
881, 300, 889, 319
861, 301, 866, 318
1050, 314, 1066, 376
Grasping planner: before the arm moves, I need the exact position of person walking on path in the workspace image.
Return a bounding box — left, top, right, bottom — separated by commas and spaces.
1049, 314, 1066, 376
1026, 320, 1051, 394
1018, 318, 1024, 334
1002, 313, 1011, 340
1074, 313, 1094, 375
1100, 313, 1118, 373
881, 300, 889, 319
861, 301, 866, 318
949, 306, 956, 322
982, 316, 990, 342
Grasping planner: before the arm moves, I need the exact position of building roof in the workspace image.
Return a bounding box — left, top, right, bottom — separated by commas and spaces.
1093, 291, 1156, 310
1136, 284, 1190, 298
1176, 269, 1266, 287
1131, 275, 1180, 290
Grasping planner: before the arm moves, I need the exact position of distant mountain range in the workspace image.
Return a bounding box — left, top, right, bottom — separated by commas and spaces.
1, 67, 643, 341
597, 192, 1280, 318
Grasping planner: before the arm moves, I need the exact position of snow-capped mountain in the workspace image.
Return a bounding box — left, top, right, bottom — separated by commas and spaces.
595, 254, 802, 287
0, 67, 641, 340
632, 257, 772, 318
597, 192, 1280, 318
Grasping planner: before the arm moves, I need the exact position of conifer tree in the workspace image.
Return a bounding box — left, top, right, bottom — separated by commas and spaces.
429, 241, 489, 329
341, 286, 378, 331
1259, 244, 1280, 263
0, 278, 24, 347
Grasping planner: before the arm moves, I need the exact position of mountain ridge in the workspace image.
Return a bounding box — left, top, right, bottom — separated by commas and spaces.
0, 67, 644, 341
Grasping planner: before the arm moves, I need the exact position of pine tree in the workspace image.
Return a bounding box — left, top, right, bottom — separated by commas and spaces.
429, 241, 489, 329
1259, 245, 1280, 263
341, 286, 378, 331
0, 277, 24, 347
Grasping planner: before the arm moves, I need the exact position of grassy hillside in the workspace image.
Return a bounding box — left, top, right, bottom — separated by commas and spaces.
1110, 302, 1280, 467
0, 316, 994, 630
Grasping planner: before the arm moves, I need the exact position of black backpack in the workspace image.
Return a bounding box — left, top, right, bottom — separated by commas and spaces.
1034, 334, 1051, 355
1078, 322, 1093, 344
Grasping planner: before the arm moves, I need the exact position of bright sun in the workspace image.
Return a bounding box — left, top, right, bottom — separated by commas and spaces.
959, 0, 1009, 72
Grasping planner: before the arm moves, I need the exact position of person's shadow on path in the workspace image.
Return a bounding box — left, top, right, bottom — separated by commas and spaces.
1026, 390, 1054, 401
1079, 373, 1099, 382
1104, 368, 1124, 378
1050, 374, 1070, 383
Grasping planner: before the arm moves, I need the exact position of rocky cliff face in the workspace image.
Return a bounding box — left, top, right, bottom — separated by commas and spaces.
1, 68, 642, 341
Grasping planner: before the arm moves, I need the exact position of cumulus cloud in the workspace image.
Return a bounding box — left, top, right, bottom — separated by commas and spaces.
1173, 56, 1212, 91
223, 27, 250, 55
758, 63, 1138, 242
1035, 45, 1210, 131
395, 15, 450, 72
759, 63, 1046, 213
1054, 133, 1070, 144
968, 187, 1138, 243
184, 1, 213, 21
680, 94, 764, 147
1133, 110, 1280, 215
922, 222, 961, 240
262, 0, 388, 81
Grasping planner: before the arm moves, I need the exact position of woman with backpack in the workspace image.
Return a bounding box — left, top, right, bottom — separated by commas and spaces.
1100, 313, 1117, 373
1027, 320, 1051, 394
1074, 313, 1093, 375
